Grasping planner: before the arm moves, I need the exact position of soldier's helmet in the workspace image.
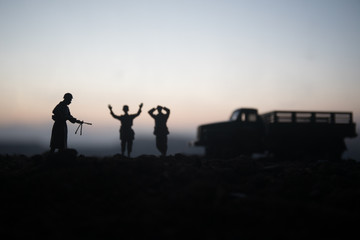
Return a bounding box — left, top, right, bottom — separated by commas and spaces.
64, 93, 73, 100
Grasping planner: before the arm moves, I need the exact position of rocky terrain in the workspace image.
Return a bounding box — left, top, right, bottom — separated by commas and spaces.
1, 151, 360, 239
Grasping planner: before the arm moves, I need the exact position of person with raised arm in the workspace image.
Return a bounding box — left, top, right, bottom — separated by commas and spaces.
108, 103, 143, 157
148, 105, 170, 156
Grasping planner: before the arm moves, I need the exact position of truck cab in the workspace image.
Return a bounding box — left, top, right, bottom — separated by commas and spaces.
194, 108, 264, 157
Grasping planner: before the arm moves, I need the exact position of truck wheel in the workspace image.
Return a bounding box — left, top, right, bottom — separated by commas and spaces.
328, 138, 346, 160
205, 144, 231, 158
205, 145, 219, 158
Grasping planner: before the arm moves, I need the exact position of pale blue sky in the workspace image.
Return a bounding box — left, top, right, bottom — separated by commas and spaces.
0, 0, 359, 146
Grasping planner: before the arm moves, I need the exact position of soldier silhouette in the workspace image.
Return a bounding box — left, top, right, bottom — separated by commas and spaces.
148, 105, 170, 156
108, 103, 143, 157
50, 93, 83, 153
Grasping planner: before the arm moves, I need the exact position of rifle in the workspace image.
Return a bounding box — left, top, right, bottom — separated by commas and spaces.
75, 121, 92, 135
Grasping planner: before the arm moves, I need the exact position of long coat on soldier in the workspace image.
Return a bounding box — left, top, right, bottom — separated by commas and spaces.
50, 97, 79, 150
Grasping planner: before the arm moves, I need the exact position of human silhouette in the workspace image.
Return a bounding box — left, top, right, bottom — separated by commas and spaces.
109, 103, 143, 157
148, 105, 170, 156
50, 93, 83, 153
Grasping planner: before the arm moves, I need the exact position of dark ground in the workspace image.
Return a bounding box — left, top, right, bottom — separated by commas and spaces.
1, 151, 360, 239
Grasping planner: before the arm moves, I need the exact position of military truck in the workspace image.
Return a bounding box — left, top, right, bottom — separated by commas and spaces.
193, 108, 357, 159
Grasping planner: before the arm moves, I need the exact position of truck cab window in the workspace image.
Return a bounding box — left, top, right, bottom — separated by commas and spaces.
230, 111, 239, 121
248, 113, 257, 122
241, 113, 246, 122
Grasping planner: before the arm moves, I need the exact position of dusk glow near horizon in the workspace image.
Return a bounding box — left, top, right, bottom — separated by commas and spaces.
1, 0, 360, 150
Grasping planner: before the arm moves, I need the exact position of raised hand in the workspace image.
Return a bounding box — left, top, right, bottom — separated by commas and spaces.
108, 104, 112, 110
139, 103, 143, 108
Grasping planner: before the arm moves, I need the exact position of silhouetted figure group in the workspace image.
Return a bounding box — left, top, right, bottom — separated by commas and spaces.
50, 93, 171, 157
108, 103, 170, 157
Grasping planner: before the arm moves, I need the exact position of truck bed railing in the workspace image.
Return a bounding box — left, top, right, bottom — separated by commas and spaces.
261, 111, 354, 125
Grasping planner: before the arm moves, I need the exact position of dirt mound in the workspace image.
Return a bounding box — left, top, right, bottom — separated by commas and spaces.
1, 152, 359, 239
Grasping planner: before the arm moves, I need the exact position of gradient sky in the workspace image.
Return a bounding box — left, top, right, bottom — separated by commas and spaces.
1, 0, 360, 146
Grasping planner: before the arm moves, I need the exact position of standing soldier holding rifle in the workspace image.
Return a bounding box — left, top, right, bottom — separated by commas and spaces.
50, 93, 84, 153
